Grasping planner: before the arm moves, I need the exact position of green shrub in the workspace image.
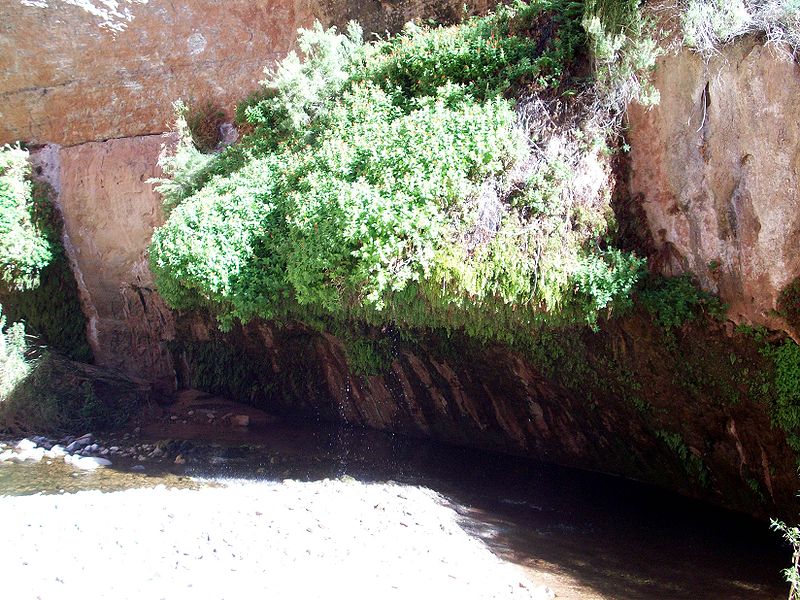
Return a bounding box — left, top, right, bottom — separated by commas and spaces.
655, 428, 710, 487
151, 2, 655, 347
771, 518, 800, 600
364, 2, 584, 102
1, 307, 136, 433
778, 277, 800, 331
0, 353, 137, 434
583, 0, 662, 110
0, 179, 92, 362
0, 255, 92, 363
638, 273, 726, 329
761, 340, 800, 449
0, 304, 31, 400
0, 145, 53, 291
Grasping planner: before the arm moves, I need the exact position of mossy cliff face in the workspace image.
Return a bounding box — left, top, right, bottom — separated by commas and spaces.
171, 310, 799, 518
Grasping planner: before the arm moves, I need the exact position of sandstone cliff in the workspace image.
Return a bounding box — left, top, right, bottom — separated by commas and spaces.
0, 0, 490, 146
628, 39, 800, 341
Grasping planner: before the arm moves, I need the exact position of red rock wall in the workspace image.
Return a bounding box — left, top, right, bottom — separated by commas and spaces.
54, 136, 177, 391
627, 40, 800, 339
0, 0, 491, 147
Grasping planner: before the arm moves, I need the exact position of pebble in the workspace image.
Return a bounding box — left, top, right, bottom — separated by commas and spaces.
174, 454, 186, 465
131, 465, 146, 472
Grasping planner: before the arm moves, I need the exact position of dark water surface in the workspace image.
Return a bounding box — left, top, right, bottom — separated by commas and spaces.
0, 421, 789, 599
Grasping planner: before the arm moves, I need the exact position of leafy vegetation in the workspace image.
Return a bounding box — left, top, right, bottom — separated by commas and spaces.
0, 253, 92, 363
0, 146, 106, 431
0, 145, 53, 292
779, 277, 800, 331
773, 517, 800, 600
151, 1, 659, 355
2, 300, 133, 433
0, 304, 31, 400
655, 428, 710, 487
760, 340, 800, 453
0, 178, 92, 362
638, 273, 726, 330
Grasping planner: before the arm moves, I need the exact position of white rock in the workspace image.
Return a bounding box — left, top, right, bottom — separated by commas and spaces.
48, 445, 67, 457
71, 456, 112, 470
16, 438, 37, 451
0, 449, 15, 462
17, 447, 46, 462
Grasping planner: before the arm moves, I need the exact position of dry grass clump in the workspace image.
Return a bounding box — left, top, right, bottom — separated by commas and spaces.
680, 0, 800, 57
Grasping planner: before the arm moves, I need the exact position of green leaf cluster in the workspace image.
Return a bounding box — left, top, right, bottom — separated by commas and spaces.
0, 304, 30, 400
151, 2, 649, 349
0, 145, 53, 291
638, 273, 726, 330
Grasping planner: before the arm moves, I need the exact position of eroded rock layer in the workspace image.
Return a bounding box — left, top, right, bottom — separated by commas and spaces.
45, 136, 176, 391
170, 313, 800, 519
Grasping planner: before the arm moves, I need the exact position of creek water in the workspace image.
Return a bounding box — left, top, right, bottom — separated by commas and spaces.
0, 420, 789, 599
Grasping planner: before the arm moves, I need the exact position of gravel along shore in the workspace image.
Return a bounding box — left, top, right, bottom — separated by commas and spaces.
3, 478, 553, 600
